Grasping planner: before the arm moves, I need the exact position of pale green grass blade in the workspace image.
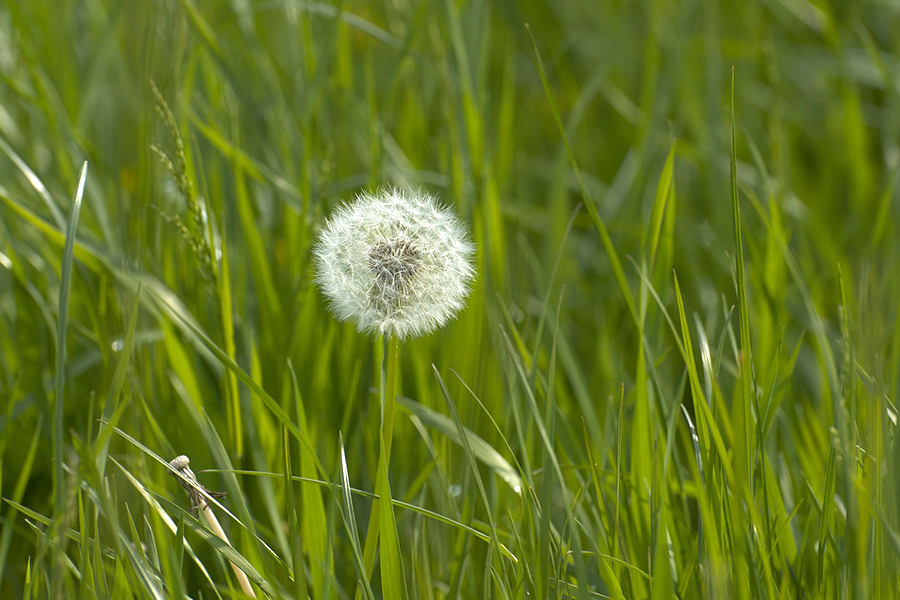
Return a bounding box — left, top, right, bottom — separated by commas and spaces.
613, 384, 626, 590
233, 162, 285, 328
191, 116, 304, 207
177, 0, 224, 58
288, 361, 331, 598
432, 366, 502, 559
396, 396, 521, 493
124, 504, 144, 563
649, 493, 673, 600
0, 136, 66, 227
646, 144, 675, 273
75, 488, 91, 597
0, 189, 106, 273
218, 224, 243, 457
338, 434, 375, 600
376, 434, 408, 600
729, 69, 755, 485
673, 273, 709, 457
282, 425, 308, 600
3, 500, 111, 559
53, 161, 88, 546
95, 284, 141, 479
817, 447, 837, 589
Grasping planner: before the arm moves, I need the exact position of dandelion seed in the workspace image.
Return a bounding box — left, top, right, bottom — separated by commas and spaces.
314, 187, 475, 339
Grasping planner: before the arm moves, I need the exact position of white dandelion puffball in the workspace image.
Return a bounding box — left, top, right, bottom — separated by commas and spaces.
314, 188, 476, 340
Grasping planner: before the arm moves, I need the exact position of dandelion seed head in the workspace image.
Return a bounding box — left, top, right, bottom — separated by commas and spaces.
314, 187, 475, 339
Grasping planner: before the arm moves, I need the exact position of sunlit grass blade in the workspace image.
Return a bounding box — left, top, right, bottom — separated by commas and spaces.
95, 284, 142, 479
51, 162, 88, 595
646, 144, 675, 273
432, 366, 502, 552
376, 434, 408, 600
673, 273, 709, 459
233, 162, 285, 330
0, 136, 67, 227
396, 395, 522, 493
288, 361, 332, 598
817, 447, 837, 589
0, 189, 105, 279
729, 67, 756, 485
282, 425, 308, 600
338, 434, 375, 600
218, 224, 243, 458
191, 116, 304, 207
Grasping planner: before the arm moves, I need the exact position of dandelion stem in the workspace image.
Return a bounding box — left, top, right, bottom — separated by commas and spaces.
380, 335, 399, 461
359, 335, 399, 591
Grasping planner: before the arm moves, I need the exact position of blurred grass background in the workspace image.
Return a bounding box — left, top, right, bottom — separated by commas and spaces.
1, 0, 899, 598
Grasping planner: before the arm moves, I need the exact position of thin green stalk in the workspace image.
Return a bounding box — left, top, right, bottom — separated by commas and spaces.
51, 163, 88, 598
381, 335, 399, 459
54, 163, 88, 514
358, 335, 399, 593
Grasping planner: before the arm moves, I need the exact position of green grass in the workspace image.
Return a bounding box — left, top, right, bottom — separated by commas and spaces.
1, 0, 899, 598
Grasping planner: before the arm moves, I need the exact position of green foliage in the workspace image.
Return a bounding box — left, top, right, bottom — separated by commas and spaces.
1, 0, 899, 598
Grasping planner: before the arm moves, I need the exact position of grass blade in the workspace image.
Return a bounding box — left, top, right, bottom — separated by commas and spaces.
288, 361, 331, 598
53, 161, 88, 567
377, 434, 408, 600
730, 68, 755, 479
525, 24, 639, 328
282, 425, 308, 600
646, 144, 676, 273
95, 284, 141, 479
338, 434, 375, 600
396, 396, 522, 493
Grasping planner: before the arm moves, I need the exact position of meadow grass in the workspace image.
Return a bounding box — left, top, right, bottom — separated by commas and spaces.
1, 1, 899, 598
